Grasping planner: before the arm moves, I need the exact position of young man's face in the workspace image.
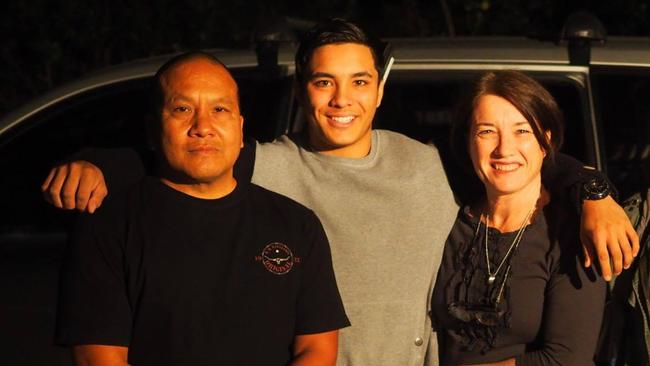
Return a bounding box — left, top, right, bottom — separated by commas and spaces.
157, 58, 244, 196
302, 43, 384, 158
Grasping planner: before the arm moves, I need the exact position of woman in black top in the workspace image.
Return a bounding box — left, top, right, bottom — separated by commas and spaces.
432, 70, 606, 365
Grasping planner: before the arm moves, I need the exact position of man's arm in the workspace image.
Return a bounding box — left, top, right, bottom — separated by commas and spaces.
291, 330, 338, 366
73, 345, 128, 366
542, 152, 639, 280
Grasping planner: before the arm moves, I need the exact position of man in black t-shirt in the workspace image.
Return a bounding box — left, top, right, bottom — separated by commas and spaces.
55, 52, 349, 366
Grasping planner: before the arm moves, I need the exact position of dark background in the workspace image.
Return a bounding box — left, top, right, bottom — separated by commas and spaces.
2, 0, 649, 116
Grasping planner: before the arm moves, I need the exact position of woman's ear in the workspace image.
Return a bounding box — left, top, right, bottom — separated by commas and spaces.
543, 130, 552, 157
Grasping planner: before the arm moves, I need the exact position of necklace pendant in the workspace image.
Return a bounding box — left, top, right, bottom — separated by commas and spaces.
487, 275, 496, 285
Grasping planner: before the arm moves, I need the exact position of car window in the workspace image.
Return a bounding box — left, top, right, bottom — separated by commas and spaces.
592, 67, 650, 199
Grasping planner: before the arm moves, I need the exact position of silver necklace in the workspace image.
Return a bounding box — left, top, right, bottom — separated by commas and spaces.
480, 206, 535, 285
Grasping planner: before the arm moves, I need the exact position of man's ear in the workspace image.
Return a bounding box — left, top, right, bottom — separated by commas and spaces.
239, 115, 244, 148
144, 114, 159, 151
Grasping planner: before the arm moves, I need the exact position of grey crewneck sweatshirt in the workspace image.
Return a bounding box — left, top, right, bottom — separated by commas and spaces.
253, 129, 458, 366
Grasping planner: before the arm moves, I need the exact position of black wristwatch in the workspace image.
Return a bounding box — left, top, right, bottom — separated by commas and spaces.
581, 177, 611, 201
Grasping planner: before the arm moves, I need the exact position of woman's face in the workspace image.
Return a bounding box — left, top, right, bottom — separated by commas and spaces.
469, 94, 548, 197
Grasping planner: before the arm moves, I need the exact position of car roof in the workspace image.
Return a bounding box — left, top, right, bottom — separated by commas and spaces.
2, 36, 650, 136
389, 37, 650, 67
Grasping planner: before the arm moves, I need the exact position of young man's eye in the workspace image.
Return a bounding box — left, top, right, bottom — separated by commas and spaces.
314, 80, 332, 88
353, 80, 368, 86
215, 106, 227, 112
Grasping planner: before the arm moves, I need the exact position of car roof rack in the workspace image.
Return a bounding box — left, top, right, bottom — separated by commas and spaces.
253, 17, 314, 70
560, 11, 607, 66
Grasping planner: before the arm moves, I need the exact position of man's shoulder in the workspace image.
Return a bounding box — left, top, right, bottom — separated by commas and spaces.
87, 178, 154, 220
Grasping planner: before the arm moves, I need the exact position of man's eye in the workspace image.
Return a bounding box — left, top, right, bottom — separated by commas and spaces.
215, 107, 226, 112
353, 80, 368, 86
173, 106, 190, 112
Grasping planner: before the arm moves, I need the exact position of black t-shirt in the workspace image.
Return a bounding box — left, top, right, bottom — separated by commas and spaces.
56, 177, 349, 366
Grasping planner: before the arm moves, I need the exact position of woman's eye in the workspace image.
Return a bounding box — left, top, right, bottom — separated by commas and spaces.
477, 129, 494, 135
516, 129, 532, 134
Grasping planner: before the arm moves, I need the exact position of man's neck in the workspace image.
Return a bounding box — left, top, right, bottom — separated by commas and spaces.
160, 176, 238, 199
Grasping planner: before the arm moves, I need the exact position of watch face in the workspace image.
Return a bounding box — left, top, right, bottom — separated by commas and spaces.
583, 178, 610, 199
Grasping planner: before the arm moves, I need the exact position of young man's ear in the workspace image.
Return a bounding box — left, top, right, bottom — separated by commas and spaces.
376, 79, 386, 108
293, 78, 307, 104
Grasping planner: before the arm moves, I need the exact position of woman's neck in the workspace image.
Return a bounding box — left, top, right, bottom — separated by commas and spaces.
483, 179, 548, 232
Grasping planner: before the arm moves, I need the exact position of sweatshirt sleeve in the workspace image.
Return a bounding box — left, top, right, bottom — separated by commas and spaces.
541, 152, 617, 212
71, 139, 256, 193
74, 147, 146, 192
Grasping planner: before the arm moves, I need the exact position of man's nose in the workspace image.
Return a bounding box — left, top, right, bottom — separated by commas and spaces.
329, 84, 352, 108
189, 110, 215, 137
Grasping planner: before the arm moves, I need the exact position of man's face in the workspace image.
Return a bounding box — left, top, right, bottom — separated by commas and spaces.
157, 58, 243, 194
302, 43, 384, 158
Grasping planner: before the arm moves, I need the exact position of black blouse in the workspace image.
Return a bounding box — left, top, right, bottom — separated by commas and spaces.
431, 202, 606, 365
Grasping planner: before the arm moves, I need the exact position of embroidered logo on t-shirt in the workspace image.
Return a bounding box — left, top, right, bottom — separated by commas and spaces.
258, 242, 295, 275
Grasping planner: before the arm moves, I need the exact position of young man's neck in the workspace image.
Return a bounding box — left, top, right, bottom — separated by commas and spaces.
307, 130, 373, 159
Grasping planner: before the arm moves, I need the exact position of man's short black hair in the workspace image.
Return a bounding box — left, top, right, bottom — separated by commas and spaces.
150, 51, 234, 114
294, 19, 385, 85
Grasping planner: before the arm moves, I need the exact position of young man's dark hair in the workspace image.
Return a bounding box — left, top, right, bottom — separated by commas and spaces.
294, 18, 385, 85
